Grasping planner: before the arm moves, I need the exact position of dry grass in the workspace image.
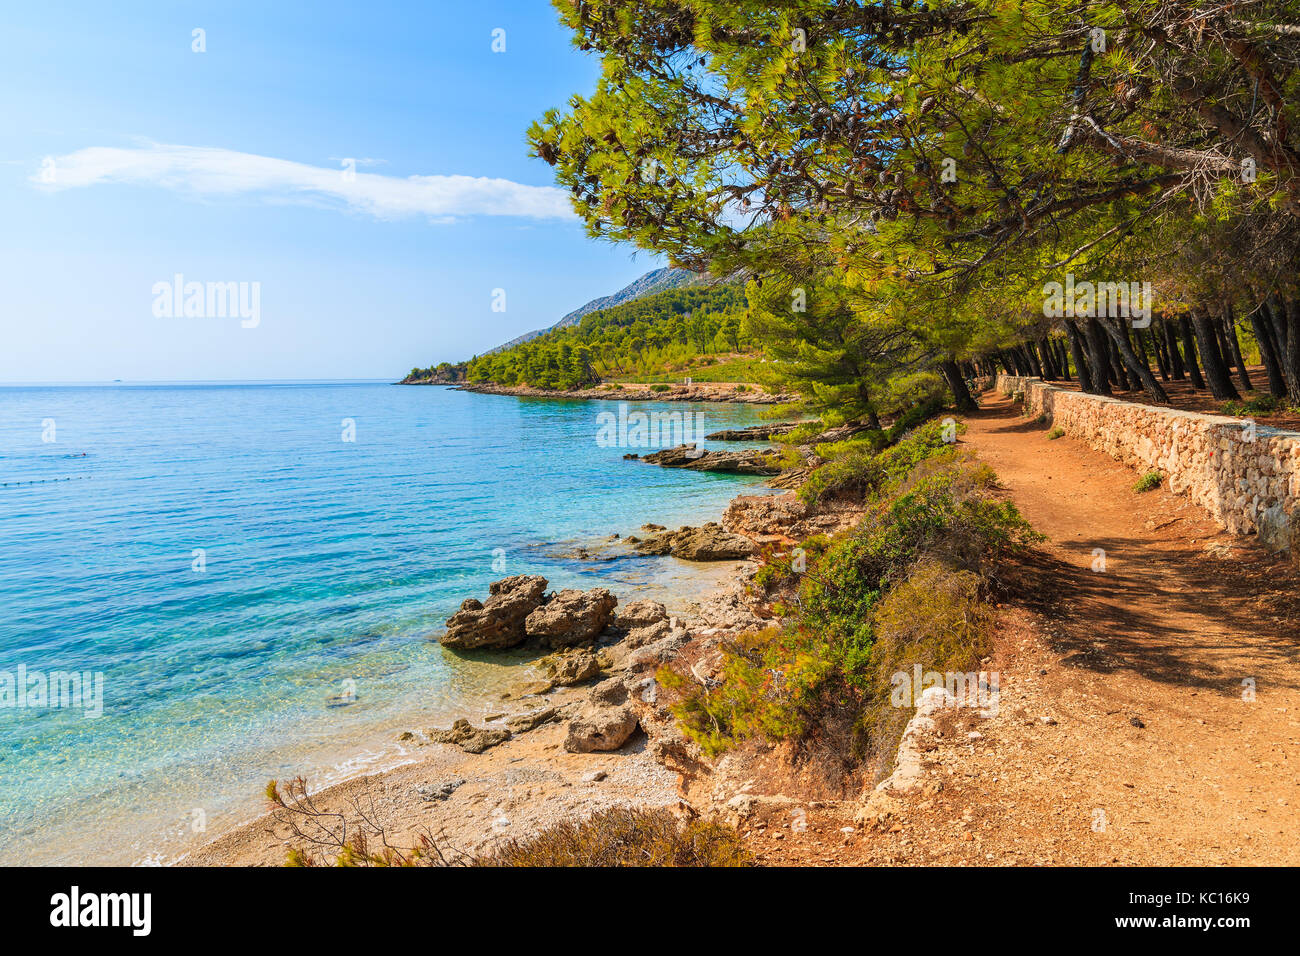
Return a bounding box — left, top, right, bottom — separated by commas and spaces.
473, 807, 752, 867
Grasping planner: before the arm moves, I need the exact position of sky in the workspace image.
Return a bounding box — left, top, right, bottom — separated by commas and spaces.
0, 0, 664, 383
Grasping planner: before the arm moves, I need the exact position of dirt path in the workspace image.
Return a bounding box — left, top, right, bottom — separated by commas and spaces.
743, 390, 1300, 866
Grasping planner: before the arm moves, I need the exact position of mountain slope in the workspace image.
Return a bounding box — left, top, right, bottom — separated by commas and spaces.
487, 266, 700, 354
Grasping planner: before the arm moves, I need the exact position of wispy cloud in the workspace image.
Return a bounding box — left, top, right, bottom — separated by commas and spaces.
31, 143, 575, 222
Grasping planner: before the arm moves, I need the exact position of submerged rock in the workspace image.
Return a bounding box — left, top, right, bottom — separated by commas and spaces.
440, 575, 548, 650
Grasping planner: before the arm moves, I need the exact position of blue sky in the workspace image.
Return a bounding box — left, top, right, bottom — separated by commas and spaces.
0, 1, 662, 382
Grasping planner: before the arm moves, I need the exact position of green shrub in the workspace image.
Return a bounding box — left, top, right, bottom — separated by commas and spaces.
1222, 395, 1283, 416
650, 383, 671, 392
801, 418, 960, 507
1134, 470, 1162, 493
661, 454, 1039, 764
1047, 426, 1064, 440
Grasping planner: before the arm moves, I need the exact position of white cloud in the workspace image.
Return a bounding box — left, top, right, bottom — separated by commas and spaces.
31, 143, 574, 221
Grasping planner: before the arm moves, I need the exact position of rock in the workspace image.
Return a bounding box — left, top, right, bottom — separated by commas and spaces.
539, 649, 604, 686
616, 599, 669, 628
588, 676, 630, 707
415, 778, 464, 802
426, 719, 511, 754
499, 679, 554, 700
505, 706, 557, 733
625, 619, 672, 648
582, 770, 608, 783
706, 422, 801, 441
722, 493, 810, 542
632, 522, 758, 561
626, 630, 692, 669
440, 575, 548, 650
525, 588, 618, 648
1258, 502, 1294, 553
564, 704, 639, 753
641, 444, 782, 475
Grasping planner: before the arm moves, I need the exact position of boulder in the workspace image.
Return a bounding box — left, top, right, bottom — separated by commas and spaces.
616, 599, 669, 629
641, 444, 781, 475
440, 575, 548, 650
426, 719, 510, 754
564, 704, 639, 753
626, 631, 692, 669
632, 522, 758, 561
587, 676, 630, 707
625, 619, 672, 648
525, 588, 618, 647
539, 648, 604, 686
706, 422, 801, 441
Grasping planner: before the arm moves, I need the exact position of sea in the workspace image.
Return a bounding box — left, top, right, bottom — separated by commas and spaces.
0, 381, 773, 864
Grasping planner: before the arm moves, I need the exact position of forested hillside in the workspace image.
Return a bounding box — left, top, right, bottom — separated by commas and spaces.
522, 1, 1300, 425
465, 284, 757, 389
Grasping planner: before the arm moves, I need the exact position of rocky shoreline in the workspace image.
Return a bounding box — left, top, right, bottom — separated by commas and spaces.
452, 381, 796, 404
182, 471, 837, 865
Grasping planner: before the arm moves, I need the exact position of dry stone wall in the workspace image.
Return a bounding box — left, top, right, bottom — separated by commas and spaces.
993, 374, 1300, 553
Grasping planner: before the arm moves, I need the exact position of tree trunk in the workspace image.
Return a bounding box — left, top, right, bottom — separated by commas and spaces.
1248, 305, 1287, 397
1190, 311, 1241, 400
1038, 338, 1058, 379
1064, 320, 1093, 393
1179, 315, 1206, 390
1021, 343, 1043, 378
1147, 326, 1170, 381
940, 358, 976, 412
1221, 307, 1253, 392
1102, 318, 1169, 403
1084, 320, 1113, 395
1133, 325, 1153, 376
1110, 338, 1133, 390
1055, 337, 1072, 381
1280, 298, 1300, 403
1162, 317, 1186, 380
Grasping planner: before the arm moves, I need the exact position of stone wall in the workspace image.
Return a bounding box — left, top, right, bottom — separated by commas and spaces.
992, 374, 1300, 553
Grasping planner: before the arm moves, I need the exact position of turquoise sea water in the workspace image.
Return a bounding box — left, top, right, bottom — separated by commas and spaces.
0, 382, 771, 865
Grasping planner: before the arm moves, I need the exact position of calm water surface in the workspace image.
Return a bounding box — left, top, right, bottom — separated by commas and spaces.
0, 382, 771, 864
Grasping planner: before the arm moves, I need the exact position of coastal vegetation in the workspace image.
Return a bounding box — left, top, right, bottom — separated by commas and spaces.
269, 776, 749, 867
521, 0, 1300, 420
658, 422, 1040, 771
292, 2, 1300, 867
464, 285, 755, 389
